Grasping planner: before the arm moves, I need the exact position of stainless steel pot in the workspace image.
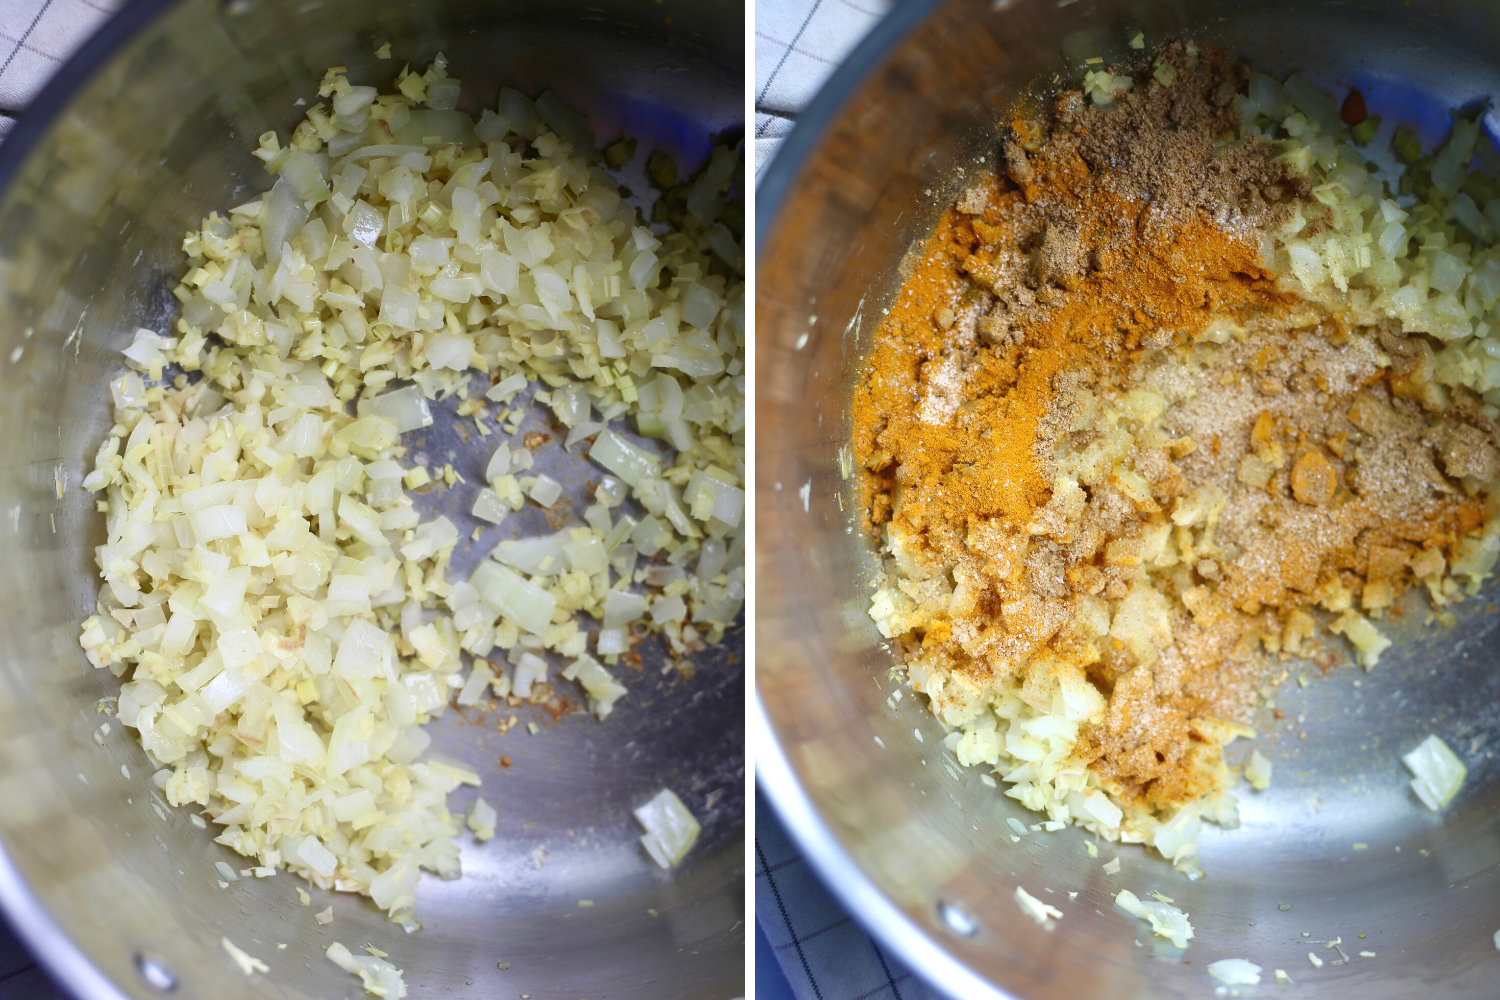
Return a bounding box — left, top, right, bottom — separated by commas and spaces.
756, 2, 1500, 997
0, 2, 745, 998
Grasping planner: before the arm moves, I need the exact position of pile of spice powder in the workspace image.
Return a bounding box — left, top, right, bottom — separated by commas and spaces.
852, 41, 1500, 861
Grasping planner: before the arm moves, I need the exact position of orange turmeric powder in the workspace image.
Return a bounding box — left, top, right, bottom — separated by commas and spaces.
853, 128, 1292, 553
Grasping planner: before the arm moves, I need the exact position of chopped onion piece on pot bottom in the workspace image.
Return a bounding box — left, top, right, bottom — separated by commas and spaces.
1403, 734, 1467, 810
1207, 959, 1262, 986
327, 942, 407, 998
1014, 886, 1062, 929
634, 788, 700, 868
1115, 889, 1194, 949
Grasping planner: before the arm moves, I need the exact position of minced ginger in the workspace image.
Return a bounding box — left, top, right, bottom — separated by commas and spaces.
854, 41, 1500, 874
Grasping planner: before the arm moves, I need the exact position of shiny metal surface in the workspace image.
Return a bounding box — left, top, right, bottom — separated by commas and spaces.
0, 1, 744, 998
756, 2, 1500, 998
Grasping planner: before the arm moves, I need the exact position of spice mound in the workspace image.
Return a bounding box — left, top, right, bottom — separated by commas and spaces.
853, 41, 1500, 875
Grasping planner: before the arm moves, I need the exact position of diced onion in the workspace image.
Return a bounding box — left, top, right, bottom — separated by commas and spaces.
1115, 889, 1193, 949
528, 474, 562, 508
223, 938, 269, 976
561, 655, 627, 718
1245, 750, 1272, 791
294, 835, 338, 878
589, 430, 659, 487
471, 488, 509, 525
393, 108, 476, 147
1207, 959, 1261, 985
425, 332, 472, 370
1403, 734, 1467, 810
485, 372, 527, 402
466, 797, 496, 841
474, 565, 556, 635
1015, 886, 1062, 928
456, 663, 493, 706
262, 178, 309, 267
596, 627, 628, 655
603, 590, 648, 628
511, 653, 547, 699
79, 55, 744, 959
189, 505, 246, 542
633, 788, 699, 868
486, 534, 565, 575
358, 386, 433, 433
327, 941, 407, 998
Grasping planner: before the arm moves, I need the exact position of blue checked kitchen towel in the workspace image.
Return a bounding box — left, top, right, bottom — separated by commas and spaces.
0, 0, 123, 139
0, 911, 66, 1000
756, 788, 944, 1000
754, 0, 896, 175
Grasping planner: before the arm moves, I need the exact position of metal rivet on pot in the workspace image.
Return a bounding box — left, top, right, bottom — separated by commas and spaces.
936, 900, 978, 937
134, 952, 177, 992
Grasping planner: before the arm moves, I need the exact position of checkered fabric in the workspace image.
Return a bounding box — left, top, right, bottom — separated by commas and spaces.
0, 911, 64, 1000
753, 0, 894, 175
0, 0, 123, 139
756, 789, 943, 1000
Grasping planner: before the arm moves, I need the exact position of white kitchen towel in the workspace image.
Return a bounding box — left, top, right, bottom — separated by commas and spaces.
757, 788, 945, 1000
0, 0, 124, 140
754, 0, 895, 175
